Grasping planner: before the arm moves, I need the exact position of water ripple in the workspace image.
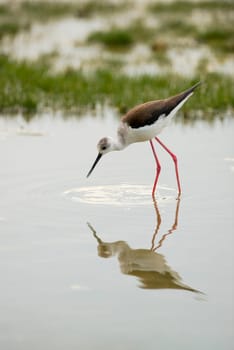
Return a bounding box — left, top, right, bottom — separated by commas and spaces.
63, 184, 176, 206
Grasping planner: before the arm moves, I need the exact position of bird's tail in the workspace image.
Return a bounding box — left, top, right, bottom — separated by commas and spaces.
165, 81, 202, 112
185, 81, 202, 94
180, 81, 202, 100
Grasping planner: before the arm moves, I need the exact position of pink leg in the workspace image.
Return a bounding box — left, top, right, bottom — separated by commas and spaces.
149, 140, 161, 196
155, 137, 181, 195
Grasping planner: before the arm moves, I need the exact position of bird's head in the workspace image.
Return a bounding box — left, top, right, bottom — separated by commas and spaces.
97, 136, 114, 155
87, 137, 114, 177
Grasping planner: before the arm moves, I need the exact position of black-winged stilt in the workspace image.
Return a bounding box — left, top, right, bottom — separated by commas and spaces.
87, 82, 201, 196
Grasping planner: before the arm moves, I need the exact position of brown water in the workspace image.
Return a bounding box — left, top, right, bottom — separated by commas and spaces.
0, 113, 233, 349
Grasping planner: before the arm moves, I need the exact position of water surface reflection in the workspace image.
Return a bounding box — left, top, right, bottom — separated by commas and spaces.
150, 198, 180, 251
88, 199, 200, 293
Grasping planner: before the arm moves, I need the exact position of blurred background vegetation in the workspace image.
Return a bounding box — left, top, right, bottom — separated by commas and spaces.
0, 0, 234, 120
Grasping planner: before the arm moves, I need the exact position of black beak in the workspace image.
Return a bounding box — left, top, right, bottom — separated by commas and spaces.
87, 153, 103, 178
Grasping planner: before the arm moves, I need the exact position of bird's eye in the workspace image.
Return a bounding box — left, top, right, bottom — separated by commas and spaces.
102, 146, 107, 150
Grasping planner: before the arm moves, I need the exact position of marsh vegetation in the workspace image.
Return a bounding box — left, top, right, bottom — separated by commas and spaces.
0, 0, 233, 118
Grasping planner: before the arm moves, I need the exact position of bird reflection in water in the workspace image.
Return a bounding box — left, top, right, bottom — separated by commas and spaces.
88, 199, 200, 293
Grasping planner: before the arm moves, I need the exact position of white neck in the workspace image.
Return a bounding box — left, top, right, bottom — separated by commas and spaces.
110, 136, 126, 151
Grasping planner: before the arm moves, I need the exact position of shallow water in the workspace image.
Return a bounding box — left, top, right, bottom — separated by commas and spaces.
0, 113, 233, 349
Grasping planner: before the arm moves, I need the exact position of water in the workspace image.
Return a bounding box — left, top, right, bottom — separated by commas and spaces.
0, 113, 233, 349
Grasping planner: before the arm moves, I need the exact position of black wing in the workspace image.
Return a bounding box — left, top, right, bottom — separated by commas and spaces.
121, 82, 201, 129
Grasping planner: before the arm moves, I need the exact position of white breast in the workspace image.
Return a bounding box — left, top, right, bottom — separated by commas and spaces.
124, 114, 169, 144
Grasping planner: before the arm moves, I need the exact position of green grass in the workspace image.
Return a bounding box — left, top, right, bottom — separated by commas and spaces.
155, 19, 234, 53
0, 22, 24, 39
20, 1, 126, 19
0, 55, 233, 118
149, 0, 234, 13
0, 3, 27, 38
20, 1, 75, 19
159, 20, 197, 37
0, 4, 10, 16
197, 28, 234, 53
88, 29, 134, 48
0, 2, 73, 36
75, 1, 127, 18
87, 22, 154, 49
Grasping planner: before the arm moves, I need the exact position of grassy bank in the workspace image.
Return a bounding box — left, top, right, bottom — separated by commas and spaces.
0, 55, 233, 119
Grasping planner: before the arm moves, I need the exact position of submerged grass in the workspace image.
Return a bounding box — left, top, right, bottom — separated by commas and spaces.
0, 55, 233, 118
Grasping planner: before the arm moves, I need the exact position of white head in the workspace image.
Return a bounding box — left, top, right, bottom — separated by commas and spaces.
97, 137, 115, 154
87, 136, 116, 177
